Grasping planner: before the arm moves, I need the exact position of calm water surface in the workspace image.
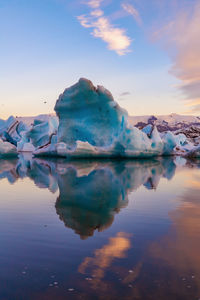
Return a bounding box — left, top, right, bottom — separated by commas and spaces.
0, 155, 200, 300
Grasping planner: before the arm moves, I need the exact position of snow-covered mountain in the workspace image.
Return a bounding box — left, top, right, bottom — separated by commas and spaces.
16, 113, 56, 126
16, 113, 200, 138
128, 113, 200, 133
17, 113, 200, 132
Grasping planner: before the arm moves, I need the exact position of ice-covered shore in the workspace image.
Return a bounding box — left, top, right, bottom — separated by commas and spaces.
0, 78, 199, 158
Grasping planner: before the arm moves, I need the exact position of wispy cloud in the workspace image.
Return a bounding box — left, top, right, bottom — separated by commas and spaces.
120, 91, 131, 96
121, 2, 142, 25
77, 0, 132, 55
87, 0, 103, 8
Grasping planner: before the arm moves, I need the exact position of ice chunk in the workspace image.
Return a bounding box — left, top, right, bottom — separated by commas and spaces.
27, 116, 58, 148
142, 124, 153, 136
0, 116, 16, 135
0, 116, 29, 147
175, 133, 187, 147
185, 145, 200, 158
0, 138, 18, 158
17, 131, 35, 152
162, 132, 177, 155
16, 116, 58, 153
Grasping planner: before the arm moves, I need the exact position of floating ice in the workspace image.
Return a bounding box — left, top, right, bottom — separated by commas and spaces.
34, 78, 181, 158
54, 78, 127, 148
185, 145, 200, 158
142, 124, 153, 136
0, 116, 16, 136
0, 116, 28, 147
175, 133, 187, 147
0, 138, 18, 158
161, 131, 177, 155
17, 131, 35, 152
15, 116, 58, 153
27, 117, 58, 148
1, 79, 199, 158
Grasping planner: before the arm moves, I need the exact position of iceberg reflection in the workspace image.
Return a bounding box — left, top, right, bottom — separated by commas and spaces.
0, 156, 177, 238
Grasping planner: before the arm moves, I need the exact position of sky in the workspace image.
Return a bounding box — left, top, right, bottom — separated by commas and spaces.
0, 0, 199, 118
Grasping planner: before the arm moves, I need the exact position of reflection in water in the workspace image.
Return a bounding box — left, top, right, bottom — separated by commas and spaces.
145, 171, 200, 299
79, 232, 131, 289
72, 167, 200, 300
0, 155, 176, 239
1, 156, 200, 299
0, 159, 18, 183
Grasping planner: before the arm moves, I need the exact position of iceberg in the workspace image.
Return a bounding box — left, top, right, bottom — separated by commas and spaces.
54, 78, 127, 148
0, 116, 28, 147
34, 78, 181, 158
0, 116, 17, 136
142, 124, 153, 136
0, 138, 18, 158
185, 145, 200, 158
1, 79, 197, 158
26, 116, 58, 148
16, 116, 58, 153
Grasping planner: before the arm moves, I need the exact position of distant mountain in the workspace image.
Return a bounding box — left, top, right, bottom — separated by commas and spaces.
15, 112, 200, 140
16, 114, 57, 126
128, 113, 200, 133
17, 113, 200, 130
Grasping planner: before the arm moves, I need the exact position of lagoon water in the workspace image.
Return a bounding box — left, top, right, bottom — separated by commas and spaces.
0, 155, 200, 300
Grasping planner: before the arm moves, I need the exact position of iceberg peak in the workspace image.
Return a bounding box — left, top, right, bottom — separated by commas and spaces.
54, 78, 127, 148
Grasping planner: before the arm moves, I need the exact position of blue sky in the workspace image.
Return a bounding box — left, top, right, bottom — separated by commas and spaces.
0, 0, 199, 118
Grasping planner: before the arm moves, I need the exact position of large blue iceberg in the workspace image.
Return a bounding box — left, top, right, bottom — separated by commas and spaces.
34, 78, 181, 158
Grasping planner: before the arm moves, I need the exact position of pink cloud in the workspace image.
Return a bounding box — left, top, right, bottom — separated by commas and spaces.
121, 2, 142, 25
152, 1, 200, 112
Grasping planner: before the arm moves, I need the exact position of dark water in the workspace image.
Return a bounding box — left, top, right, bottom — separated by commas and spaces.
0, 155, 200, 300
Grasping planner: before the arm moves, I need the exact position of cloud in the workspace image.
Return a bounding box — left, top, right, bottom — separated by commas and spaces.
78, 232, 131, 289
78, 0, 132, 55
152, 1, 200, 112
90, 9, 104, 17
87, 0, 103, 9
120, 91, 131, 96
185, 104, 200, 114
121, 2, 142, 25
